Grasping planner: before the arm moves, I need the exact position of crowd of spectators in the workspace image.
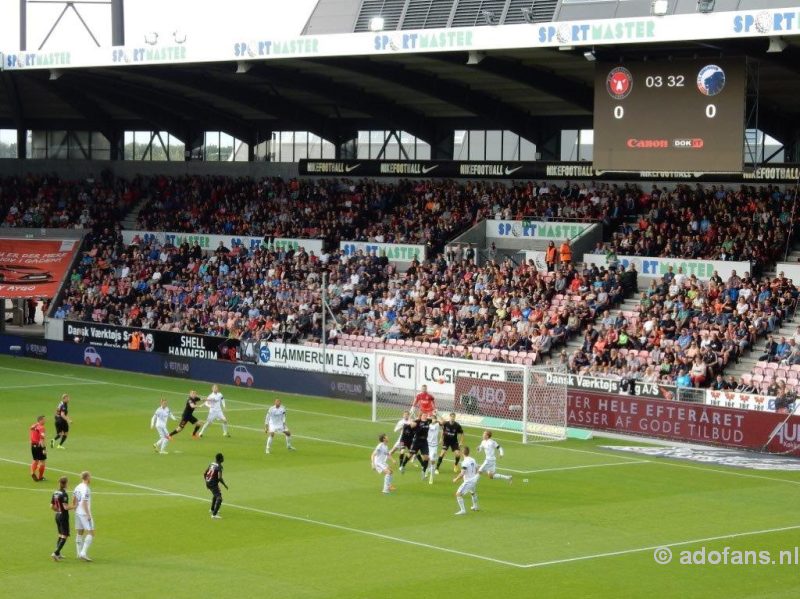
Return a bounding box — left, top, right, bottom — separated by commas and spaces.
0, 172, 142, 230
568, 267, 799, 386
590, 183, 796, 270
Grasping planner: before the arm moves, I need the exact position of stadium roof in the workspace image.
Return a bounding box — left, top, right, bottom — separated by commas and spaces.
1, 5, 800, 156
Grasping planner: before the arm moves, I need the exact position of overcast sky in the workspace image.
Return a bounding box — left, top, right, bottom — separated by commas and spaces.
0, 0, 318, 51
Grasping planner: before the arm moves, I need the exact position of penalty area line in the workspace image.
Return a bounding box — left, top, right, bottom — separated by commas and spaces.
0, 457, 525, 568
522, 523, 800, 568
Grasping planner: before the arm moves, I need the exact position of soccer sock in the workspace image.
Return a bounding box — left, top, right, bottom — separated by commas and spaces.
30, 461, 37, 475
222, 422, 228, 436
212, 496, 223, 515
55, 536, 66, 555
436, 456, 444, 469
38, 464, 45, 479
456, 496, 465, 512
193, 425, 201, 436
383, 473, 392, 491
455, 456, 461, 466
81, 534, 93, 556
416, 454, 425, 467
59, 436, 67, 447
198, 421, 209, 435
421, 460, 428, 473
493, 473, 511, 481
267, 436, 273, 451
168, 428, 180, 437
75, 534, 84, 555
471, 492, 479, 509
285, 434, 292, 448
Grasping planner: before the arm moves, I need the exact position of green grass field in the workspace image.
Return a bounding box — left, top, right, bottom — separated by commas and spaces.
1, 355, 800, 598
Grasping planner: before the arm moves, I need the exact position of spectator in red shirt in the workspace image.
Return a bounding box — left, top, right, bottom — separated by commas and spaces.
29, 415, 47, 482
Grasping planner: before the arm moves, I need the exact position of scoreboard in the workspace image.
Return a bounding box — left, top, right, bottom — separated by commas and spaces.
593, 58, 746, 173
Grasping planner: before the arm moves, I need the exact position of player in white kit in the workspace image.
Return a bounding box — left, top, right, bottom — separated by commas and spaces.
427, 415, 441, 484
452, 446, 479, 515
389, 410, 411, 455
478, 430, 512, 483
72, 471, 94, 561
150, 398, 176, 454
371, 434, 395, 494
198, 384, 230, 438
264, 398, 295, 454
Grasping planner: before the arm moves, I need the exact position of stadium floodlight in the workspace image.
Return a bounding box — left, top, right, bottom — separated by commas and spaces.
696, 0, 715, 13
466, 51, 486, 65
369, 16, 385, 31
235, 61, 252, 74
767, 36, 788, 53
49, 69, 62, 81
520, 7, 534, 24
650, 0, 668, 16
481, 10, 498, 25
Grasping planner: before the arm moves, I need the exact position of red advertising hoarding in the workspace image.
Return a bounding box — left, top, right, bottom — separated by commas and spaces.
455, 376, 800, 456
0, 238, 80, 298
568, 391, 800, 456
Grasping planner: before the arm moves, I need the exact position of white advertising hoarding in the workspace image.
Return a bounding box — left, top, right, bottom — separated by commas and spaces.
4, 9, 800, 70
339, 241, 426, 265
122, 230, 323, 254
487, 220, 591, 241
582, 253, 751, 281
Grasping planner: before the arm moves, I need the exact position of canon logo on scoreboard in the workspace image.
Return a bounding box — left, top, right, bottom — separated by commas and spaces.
673, 138, 705, 148
626, 138, 669, 149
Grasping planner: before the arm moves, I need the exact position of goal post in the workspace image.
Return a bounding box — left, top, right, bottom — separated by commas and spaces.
371, 349, 567, 442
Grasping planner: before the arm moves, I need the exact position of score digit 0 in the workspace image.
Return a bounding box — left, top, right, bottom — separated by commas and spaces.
614, 106, 624, 119
705, 104, 716, 118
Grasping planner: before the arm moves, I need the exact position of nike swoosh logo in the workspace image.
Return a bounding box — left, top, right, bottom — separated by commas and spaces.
421, 166, 438, 174
345, 164, 360, 173
504, 166, 523, 175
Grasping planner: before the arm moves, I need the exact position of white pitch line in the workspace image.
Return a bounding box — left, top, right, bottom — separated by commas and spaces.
522, 461, 652, 475
0, 457, 525, 568
0, 382, 107, 390
0, 484, 171, 497
521, 523, 800, 568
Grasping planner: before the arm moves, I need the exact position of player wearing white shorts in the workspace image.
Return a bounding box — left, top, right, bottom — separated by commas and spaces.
264, 399, 295, 454
371, 434, 395, 494
150, 398, 176, 454
427, 416, 441, 484
478, 430, 512, 483
198, 384, 230, 438
452, 446, 479, 515
72, 471, 94, 561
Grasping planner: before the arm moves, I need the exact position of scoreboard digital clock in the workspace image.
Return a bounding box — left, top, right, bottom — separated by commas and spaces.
593, 58, 746, 173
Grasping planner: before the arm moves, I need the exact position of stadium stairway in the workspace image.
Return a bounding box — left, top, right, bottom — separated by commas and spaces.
121, 197, 150, 230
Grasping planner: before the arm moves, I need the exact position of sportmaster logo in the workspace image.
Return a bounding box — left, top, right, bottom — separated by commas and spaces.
607, 67, 633, 100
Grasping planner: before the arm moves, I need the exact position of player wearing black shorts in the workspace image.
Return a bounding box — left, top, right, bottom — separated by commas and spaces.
437, 412, 464, 473
395, 417, 415, 472
204, 453, 228, 519
52, 394, 71, 449
50, 476, 72, 561
169, 390, 204, 439
406, 416, 432, 479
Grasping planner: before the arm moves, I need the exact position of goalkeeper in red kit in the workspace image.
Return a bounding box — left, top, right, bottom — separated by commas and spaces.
411, 384, 436, 418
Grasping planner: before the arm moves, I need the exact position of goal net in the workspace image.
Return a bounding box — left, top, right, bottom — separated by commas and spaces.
371, 350, 567, 442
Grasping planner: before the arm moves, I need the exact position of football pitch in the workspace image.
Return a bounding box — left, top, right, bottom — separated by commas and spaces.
1, 355, 800, 598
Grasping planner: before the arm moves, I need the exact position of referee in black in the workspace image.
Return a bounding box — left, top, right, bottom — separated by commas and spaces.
204, 453, 228, 519
50, 476, 72, 561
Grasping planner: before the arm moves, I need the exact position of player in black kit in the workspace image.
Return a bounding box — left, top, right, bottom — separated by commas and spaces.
168, 390, 204, 439
437, 412, 464, 473
51, 394, 71, 449
406, 415, 432, 479
204, 453, 228, 519
396, 417, 416, 473
50, 476, 72, 561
